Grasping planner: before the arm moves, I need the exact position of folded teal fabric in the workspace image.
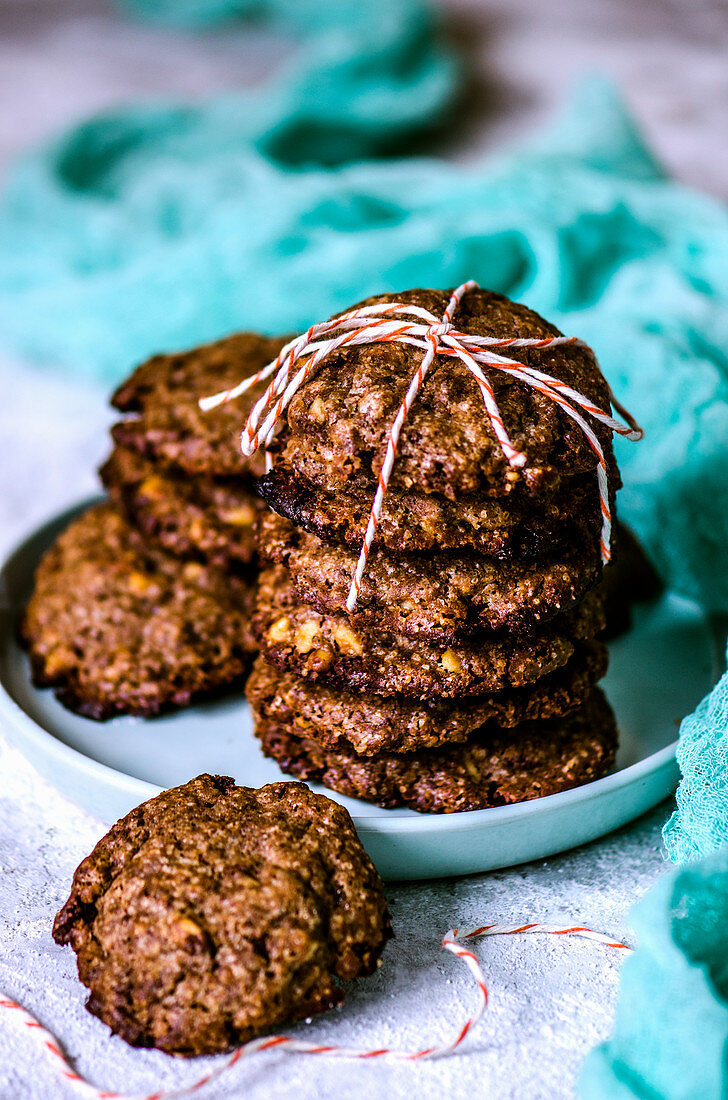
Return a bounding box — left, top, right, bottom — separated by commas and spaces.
579, 843, 728, 1099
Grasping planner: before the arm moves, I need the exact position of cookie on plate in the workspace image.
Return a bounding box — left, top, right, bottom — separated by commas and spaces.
246, 643, 608, 756
21, 503, 256, 720
111, 331, 287, 479
600, 522, 663, 639
53, 775, 391, 1055
255, 689, 618, 813
259, 511, 601, 640
101, 445, 265, 569
258, 461, 605, 558
254, 565, 605, 698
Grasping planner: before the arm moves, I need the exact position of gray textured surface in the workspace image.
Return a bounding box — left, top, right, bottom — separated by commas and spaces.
1, 0, 726, 1097
0, 730, 668, 1100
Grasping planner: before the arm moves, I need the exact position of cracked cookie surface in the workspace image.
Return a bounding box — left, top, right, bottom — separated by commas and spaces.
21, 503, 257, 719
53, 775, 391, 1054
282, 287, 618, 500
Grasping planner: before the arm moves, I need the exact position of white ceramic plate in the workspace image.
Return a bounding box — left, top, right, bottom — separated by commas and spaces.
0, 501, 716, 880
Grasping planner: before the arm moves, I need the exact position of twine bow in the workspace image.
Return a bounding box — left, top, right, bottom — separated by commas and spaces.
201, 282, 642, 612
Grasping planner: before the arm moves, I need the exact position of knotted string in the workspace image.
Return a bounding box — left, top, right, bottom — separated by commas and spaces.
201, 282, 642, 612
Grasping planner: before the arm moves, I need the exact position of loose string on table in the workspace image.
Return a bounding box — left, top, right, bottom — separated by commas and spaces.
0, 921, 630, 1100
201, 281, 643, 612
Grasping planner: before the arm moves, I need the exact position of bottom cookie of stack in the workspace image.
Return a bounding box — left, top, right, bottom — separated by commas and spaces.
248, 657, 617, 814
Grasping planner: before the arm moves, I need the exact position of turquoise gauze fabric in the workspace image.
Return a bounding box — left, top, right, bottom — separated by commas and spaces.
663, 646, 728, 864
1, 71, 728, 617
582, 645, 728, 1098
579, 844, 728, 1099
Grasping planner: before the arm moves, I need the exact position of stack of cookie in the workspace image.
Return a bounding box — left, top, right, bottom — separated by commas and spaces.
102, 332, 285, 573
23, 333, 284, 719
247, 287, 620, 813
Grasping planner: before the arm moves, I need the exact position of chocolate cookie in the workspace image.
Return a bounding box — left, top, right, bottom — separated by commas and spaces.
259, 462, 605, 558
53, 775, 391, 1055
101, 445, 264, 569
254, 566, 605, 698
21, 503, 257, 720
255, 690, 618, 813
282, 287, 618, 500
111, 331, 287, 479
247, 642, 608, 756
259, 512, 601, 641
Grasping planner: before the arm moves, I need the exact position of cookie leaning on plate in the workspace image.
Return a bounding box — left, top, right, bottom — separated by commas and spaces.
21, 503, 257, 720
53, 775, 391, 1055
22, 329, 298, 721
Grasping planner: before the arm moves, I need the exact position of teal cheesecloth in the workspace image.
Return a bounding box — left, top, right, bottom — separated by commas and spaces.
2, 61, 728, 621
580, 841, 728, 1099
2, 1, 728, 1094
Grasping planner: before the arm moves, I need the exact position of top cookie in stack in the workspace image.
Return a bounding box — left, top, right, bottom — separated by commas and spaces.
258, 287, 618, 557
103, 332, 286, 570
248, 286, 625, 813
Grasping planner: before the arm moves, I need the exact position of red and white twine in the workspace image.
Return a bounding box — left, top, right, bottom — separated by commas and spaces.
201, 281, 642, 612
1, 921, 629, 1099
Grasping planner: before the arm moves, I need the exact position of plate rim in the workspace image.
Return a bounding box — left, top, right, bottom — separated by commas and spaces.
0, 497, 684, 833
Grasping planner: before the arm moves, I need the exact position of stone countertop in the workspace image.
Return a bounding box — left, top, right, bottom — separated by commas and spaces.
1, 1, 725, 1097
